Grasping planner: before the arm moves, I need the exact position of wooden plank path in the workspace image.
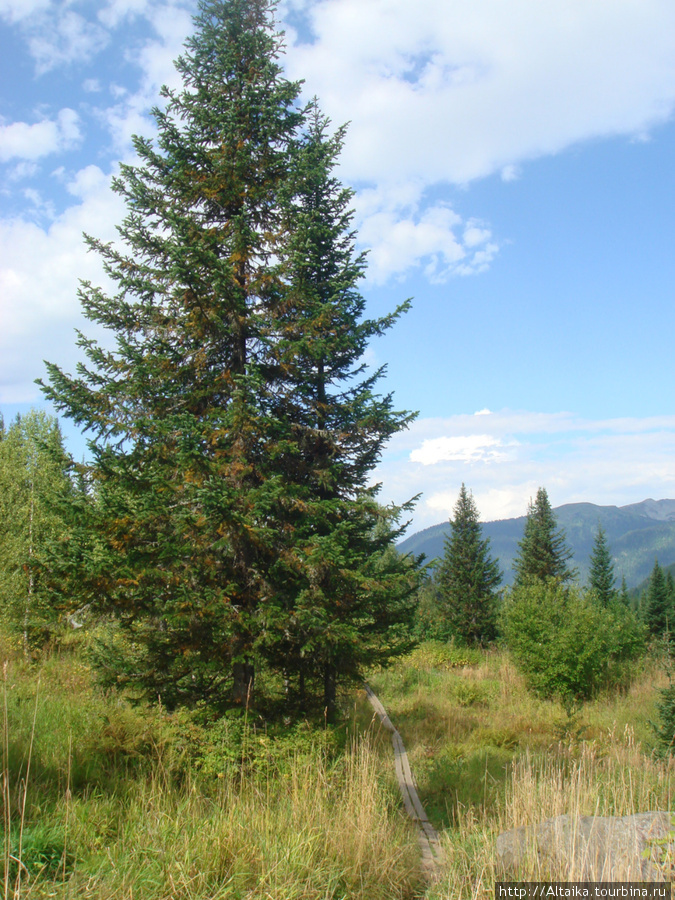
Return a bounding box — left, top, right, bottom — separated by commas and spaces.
363, 683, 445, 881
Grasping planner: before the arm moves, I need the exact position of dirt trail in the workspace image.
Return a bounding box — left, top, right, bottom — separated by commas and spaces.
363, 683, 445, 881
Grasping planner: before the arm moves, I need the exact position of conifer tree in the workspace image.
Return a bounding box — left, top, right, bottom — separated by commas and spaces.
588, 524, 616, 606
513, 487, 576, 586
667, 570, 675, 607
619, 574, 631, 606
40, 1, 417, 711
435, 484, 501, 646
645, 559, 673, 638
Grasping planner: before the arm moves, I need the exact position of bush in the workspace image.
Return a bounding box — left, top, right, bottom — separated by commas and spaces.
405, 640, 482, 670
499, 580, 645, 711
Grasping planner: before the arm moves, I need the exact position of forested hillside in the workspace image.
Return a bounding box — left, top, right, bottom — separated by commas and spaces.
399, 499, 675, 587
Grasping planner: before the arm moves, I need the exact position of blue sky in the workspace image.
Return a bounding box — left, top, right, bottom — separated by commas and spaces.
3, 0, 675, 532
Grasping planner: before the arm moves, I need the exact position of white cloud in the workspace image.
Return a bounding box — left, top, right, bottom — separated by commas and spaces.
7, 161, 39, 181
0, 166, 125, 403
278, 0, 675, 281
28, 10, 109, 73
353, 185, 499, 282
501, 165, 519, 182
0, 0, 50, 24
0, 109, 81, 162
98, 0, 153, 29
283, 0, 675, 187
375, 410, 675, 530
97, 3, 193, 155
410, 434, 508, 465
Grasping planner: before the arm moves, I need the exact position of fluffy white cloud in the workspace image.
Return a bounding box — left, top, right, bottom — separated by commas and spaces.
28, 9, 109, 73
98, 0, 154, 29
352, 184, 499, 282
0, 166, 125, 403
283, 0, 675, 186
0, 109, 81, 162
97, 3, 194, 155
375, 410, 675, 530
410, 434, 508, 465
0, 0, 50, 23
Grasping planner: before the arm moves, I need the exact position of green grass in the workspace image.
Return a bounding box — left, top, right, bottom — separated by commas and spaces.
367, 641, 674, 898
0, 644, 422, 899
2, 634, 671, 899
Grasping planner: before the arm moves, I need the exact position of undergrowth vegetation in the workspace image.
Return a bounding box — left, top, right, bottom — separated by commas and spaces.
0, 637, 420, 899
367, 640, 674, 898
2, 631, 673, 899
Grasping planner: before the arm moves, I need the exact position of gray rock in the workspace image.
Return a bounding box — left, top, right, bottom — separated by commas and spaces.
496, 812, 675, 880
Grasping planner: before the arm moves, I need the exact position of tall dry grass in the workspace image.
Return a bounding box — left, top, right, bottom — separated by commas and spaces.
427, 731, 674, 899
377, 651, 673, 900
0, 651, 422, 900
47, 739, 420, 900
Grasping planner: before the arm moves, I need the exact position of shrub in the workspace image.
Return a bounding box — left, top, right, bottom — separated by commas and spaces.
406, 640, 482, 670
499, 580, 645, 711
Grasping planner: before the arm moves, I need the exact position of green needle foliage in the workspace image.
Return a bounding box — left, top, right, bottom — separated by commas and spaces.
39, 0, 417, 714
512, 486, 576, 587
588, 523, 617, 606
435, 484, 501, 646
645, 559, 674, 640
255, 103, 419, 715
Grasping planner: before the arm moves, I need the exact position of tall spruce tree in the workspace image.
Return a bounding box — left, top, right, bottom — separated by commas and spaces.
645, 559, 673, 639
512, 487, 576, 586
435, 484, 501, 646
40, 1, 417, 712
588, 523, 616, 606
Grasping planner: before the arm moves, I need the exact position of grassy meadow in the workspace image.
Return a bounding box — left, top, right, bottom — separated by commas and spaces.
0, 632, 420, 900
1, 633, 673, 898
366, 641, 674, 897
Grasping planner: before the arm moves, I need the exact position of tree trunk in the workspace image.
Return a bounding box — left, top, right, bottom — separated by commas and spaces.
232, 660, 255, 707
323, 663, 336, 723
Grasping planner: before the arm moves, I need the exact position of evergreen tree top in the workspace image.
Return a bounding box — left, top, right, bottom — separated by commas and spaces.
513, 486, 576, 586
435, 483, 501, 646
588, 522, 616, 606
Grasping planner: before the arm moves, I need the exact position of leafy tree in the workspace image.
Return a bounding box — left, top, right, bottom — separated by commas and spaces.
500, 581, 645, 712
435, 484, 501, 646
512, 487, 576, 586
588, 523, 616, 606
645, 559, 673, 639
0, 410, 73, 653
40, 0, 416, 712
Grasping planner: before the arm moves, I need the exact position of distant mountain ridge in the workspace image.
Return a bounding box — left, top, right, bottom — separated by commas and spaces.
398, 499, 675, 589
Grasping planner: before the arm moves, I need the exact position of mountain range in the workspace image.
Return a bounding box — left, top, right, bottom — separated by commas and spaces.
398, 499, 675, 589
